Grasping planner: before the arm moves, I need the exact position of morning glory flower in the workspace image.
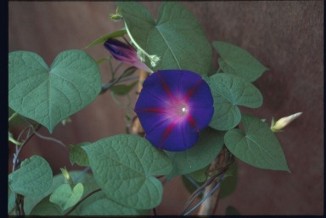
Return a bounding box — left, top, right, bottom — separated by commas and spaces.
134, 70, 214, 151
104, 38, 152, 72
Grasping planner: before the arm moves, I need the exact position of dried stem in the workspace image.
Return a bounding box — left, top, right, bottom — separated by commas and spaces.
197, 148, 233, 215
130, 69, 148, 135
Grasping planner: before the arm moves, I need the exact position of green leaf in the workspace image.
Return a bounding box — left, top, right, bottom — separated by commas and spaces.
118, 2, 212, 75
224, 115, 290, 171
187, 165, 210, 183
166, 128, 224, 179
85, 29, 127, 48
27, 171, 98, 215
30, 196, 63, 216
111, 81, 137, 96
214, 41, 268, 82
8, 188, 15, 214
49, 183, 84, 211
219, 163, 237, 199
206, 73, 263, 130
9, 155, 53, 197
76, 191, 143, 215
68, 142, 90, 167
83, 134, 173, 209
9, 50, 101, 132
225, 205, 240, 215
210, 97, 241, 131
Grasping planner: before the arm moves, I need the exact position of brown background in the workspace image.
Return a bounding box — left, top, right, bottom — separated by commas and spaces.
9, 1, 323, 215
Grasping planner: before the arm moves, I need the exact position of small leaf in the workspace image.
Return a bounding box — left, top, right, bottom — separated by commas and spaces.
187, 165, 210, 183
225, 205, 240, 215
118, 2, 212, 75
9, 50, 101, 132
219, 163, 238, 199
9, 155, 53, 197
111, 81, 137, 96
85, 29, 127, 48
26, 171, 98, 215
30, 196, 63, 216
214, 41, 268, 82
166, 128, 224, 179
224, 114, 290, 171
68, 142, 90, 166
206, 73, 263, 130
209, 96, 241, 131
49, 183, 84, 211
83, 134, 173, 209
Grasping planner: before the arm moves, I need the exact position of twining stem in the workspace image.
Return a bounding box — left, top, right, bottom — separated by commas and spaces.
33, 131, 67, 149
11, 124, 41, 216
100, 66, 138, 95
15, 194, 25, 216
198, 148, 232, 215
64, 188, 101, 216
12, 124, 41, 172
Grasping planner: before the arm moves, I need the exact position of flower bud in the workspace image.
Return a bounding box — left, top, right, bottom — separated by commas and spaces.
60, 167, 70, 182
271, 112, 302, 132
104, 38, 152, 72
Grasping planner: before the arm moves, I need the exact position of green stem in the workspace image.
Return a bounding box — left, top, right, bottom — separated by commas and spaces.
64, 188, 101, 216
12, 124, 41, 216
100, 75, 138, 95
9, 112, 18, 122
216, 67, 222, 74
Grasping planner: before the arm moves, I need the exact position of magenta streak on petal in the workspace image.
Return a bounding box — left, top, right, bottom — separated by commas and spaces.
157, 72, 176, 100
158, 121, 177, 149
186, 114, 199, 132
138, 107, 166, 113
184, 79, 203, 102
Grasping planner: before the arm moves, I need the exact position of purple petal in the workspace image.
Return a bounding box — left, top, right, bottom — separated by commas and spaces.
146, 119, 199, 151
134, 69, 214, 151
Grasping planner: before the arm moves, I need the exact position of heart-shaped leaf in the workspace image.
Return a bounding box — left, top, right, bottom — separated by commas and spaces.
117, 2, 212, 75
76, 191, 143, 215
214, 41, 268, 82
165, 128, 224, 179
83, 134, 173, 209
224, 114, 289, 171
9, 155, 53, 197
9, 50, 101, 132
49, 183, 84, 211
206, 73, 263, 130
28, 171, 98, 215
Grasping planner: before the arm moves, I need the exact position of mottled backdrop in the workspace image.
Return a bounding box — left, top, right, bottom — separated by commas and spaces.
9, 1, 323, 215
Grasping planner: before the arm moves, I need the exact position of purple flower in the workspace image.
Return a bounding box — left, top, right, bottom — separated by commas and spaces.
104, 38, 152, 72
134, 70, 214, 151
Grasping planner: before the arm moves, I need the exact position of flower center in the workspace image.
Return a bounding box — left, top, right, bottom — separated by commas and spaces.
173, 102, 189, 118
